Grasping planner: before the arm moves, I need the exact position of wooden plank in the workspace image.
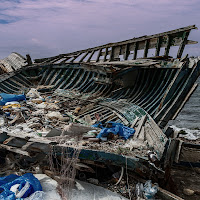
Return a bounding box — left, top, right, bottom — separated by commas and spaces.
96, 49, 102, 62
157, 187, 184, 200
164, 139, 179, 168
60, 57, 71, 64
123, 44, 130, 60
143, 40, 149, 58
109, 47, 114, 61
158, 61, 200, 127
134, 115, 147, 138
71, 53, 82, 62
35, 25, 197, 64
79, 51, 90, 62
172, 83, 198, 119
130, 117, 139, 128
0, 144, 30, 156
177, 31, 190, 58
155, 64, 185, 116
164, 35, 171, 56
179, 146, 200, 163
155, 37, 161, 56
138, 126, 145, 141
86, 51, 95, 62
144, 124, 155, 147
103, 47, 108, 61
133, 42, 138, 60
174, 140, 183, 163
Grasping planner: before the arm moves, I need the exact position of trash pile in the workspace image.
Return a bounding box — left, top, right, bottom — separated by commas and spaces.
0, 88, 92, 137
0, 88, 165, 199
0, 88, 153, 158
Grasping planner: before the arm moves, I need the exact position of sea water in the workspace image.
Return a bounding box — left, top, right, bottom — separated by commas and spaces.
169, 77, 200, 140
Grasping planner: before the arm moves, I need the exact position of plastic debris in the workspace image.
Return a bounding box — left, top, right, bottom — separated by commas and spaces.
135, 181, 158, 200
93, 121, 135, 140
0, 93, 26, 106
143, 180, 158, 200
135, 183, 144, 199
0, 173, 43, 200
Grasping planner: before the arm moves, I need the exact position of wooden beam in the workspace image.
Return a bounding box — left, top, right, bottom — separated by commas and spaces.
34, 25, 197, 65
79, 52, 90, 63
86, 51, 95, 62
155, 37, 161, 56
130, 117, 139, 128
60, 57, 71, 64
164, 35, 171, 56
71, 53, 82, 63
177, 31, 190, 58
174, 140, 183, 163
109, 47, 114, 61
96, 49, 102, 62
123, 44, 130, 60
158, 187, 184, 200
134, 115, 147, 139
103, 47, 108, 61
0, 144, 30, 157
143, 40, 149, 58
35, 25, 197, 64
133, 42, 138, 60
172, 83, 198, 119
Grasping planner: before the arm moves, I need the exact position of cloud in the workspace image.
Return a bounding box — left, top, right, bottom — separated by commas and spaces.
0, 0, 200, 59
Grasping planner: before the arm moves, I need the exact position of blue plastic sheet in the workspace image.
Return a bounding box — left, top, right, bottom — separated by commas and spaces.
93, 121, 135, 140
0, 93, 26, 106
0, 173, 42, 200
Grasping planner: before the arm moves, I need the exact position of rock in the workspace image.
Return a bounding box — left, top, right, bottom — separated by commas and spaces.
46, 112, 63, 120
32, 98, 43, 104
195, 168, 200, 174
183, 188, 195, 196
87, 178, 99, 185
195, 190, 200, 195
28, 122, 42, 129
74, 107, 81, 114
36, 102, 47, 109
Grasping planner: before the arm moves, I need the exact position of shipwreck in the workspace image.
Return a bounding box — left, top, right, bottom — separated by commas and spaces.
0, 25, 200, 199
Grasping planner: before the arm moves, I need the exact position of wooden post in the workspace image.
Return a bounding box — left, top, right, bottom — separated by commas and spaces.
86, 51, 95, 62
79, 52, 90, 62
123, 44, 130, 60
143, 40, 149, 58
96, 49, 102, 62
155, 37, 161, 56
104, 47, 108, 62
109, 47, 114, 61
164, 35, 171, 56
71, 53, 81, 63
177, 31, 190, 58
133, 42, 138, 60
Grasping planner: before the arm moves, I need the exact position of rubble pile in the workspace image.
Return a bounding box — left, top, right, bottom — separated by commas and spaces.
0, 88, 151, 158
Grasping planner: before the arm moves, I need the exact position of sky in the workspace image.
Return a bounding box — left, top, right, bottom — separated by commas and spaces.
0, 0, 200, 60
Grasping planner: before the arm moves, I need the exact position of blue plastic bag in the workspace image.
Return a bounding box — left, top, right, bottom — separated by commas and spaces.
0, 93, 26, 106
94, 121, 135, 140
0, 173, 42, 200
